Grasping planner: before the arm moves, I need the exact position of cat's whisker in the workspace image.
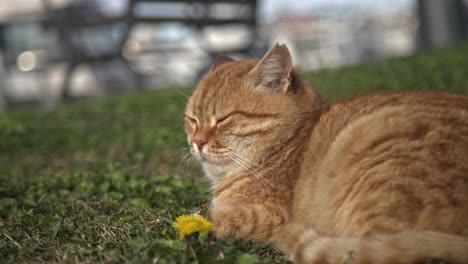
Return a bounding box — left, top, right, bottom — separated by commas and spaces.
175, 88, 191, 100
175, 89, 191, 105
172, 147, 191, 159
229, 154, 276, 188
176, 151, 190, 173
181, 155, 198, 177
232, 157, 274, 188
177, 150, 196, 175
185, 155, 197, 171
175, 147, 191, 154
225, 146, 262, 169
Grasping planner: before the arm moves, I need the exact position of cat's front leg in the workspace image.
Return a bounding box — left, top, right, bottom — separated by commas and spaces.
209, 201, 289, 241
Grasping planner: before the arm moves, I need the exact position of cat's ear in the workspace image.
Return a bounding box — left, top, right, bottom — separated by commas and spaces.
249, 43, 292, 93
210, 55, 235, 72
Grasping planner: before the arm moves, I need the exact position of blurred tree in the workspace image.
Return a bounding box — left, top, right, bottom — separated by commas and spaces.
418, 0, 468, 49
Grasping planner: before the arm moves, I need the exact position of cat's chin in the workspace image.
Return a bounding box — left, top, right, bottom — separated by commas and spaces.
199, 156, 230, 166
193, 152, 230, 166
201, 161, 237, 181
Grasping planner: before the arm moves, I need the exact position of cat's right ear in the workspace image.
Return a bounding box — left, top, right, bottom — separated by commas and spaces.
249, 43, 293, 93
210, 55, 235, 72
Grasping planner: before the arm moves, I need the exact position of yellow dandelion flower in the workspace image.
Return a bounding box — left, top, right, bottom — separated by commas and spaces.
173, 214, 213, 240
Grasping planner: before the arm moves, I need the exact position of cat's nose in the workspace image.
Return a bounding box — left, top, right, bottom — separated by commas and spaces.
194, 138, 209, 149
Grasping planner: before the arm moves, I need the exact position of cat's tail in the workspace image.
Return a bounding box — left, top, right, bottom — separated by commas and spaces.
274, 223, 468, 264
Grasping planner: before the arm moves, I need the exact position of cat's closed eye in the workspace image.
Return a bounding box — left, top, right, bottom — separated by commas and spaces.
216, 114, 231, 124
185, 116, 198, 130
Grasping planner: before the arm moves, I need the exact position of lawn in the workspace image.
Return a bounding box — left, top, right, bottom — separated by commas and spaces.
1, 42, 468, 264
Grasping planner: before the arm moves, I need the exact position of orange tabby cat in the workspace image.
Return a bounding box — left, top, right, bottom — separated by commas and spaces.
184, 44, 468, 264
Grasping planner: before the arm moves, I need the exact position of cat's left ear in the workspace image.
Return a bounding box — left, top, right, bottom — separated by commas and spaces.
249, 43, 292, 93
210, 55, 235, 72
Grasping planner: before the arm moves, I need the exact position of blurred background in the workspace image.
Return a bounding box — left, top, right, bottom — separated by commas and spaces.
0, 0, 467, 109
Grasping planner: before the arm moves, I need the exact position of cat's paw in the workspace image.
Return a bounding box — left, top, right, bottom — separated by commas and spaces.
209, 203, 286, 241
209, 207, 240, 239
273, 223, 319, 262
209, 206, 255, 240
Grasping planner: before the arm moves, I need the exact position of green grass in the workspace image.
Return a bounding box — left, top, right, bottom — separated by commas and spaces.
1, 42, 468, 263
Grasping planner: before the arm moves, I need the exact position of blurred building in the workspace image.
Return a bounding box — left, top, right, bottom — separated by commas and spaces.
267, 4, 417, 70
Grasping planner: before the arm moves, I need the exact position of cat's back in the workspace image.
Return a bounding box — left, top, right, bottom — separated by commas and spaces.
304, 92, 468, 172
314, 91, 468, 147
295, 91, 468, 236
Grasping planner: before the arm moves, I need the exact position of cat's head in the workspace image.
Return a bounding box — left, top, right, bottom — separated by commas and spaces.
185, 44, 321, 180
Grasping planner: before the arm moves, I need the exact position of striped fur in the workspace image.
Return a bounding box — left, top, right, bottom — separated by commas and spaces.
185, 44, 468, 263
277, 224, 468, 264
